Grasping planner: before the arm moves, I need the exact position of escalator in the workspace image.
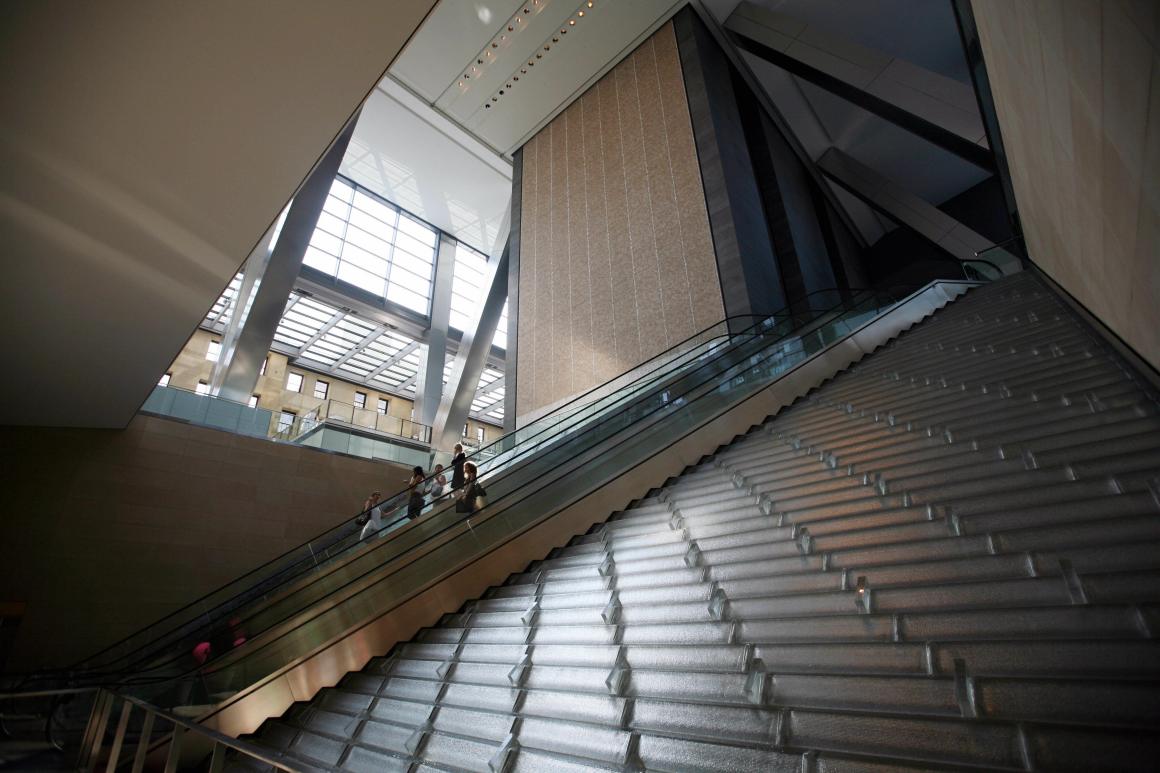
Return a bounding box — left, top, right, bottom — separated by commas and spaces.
223, 270, 1160, 771
4, 277, 989, 770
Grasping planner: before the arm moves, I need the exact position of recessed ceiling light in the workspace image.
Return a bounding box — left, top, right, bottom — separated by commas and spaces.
578, 10, 584, 16
569, 19, 575, 25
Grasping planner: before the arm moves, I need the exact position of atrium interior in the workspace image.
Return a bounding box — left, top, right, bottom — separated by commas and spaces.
1, 0, 1158, 770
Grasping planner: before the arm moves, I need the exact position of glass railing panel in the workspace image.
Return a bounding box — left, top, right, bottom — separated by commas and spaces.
140, 386, 275, 439
66, 315, 788, 682
56, 285, 938, 690
119, 285, 926, 709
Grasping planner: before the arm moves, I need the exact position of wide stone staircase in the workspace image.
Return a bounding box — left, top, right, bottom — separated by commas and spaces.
231, 272, 1160, 772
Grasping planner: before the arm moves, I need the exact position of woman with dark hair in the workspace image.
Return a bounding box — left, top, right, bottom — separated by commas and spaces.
450, 443, 466, 490
406, 466, 427, 520
455, 461, 486, 514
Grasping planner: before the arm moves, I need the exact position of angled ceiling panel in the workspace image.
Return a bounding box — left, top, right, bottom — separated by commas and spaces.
0, 0, 436, 427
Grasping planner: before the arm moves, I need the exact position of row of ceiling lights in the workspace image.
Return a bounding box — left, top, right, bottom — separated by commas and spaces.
456, 1, 595, 110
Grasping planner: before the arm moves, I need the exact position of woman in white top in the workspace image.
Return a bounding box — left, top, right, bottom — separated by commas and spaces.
359, 491, 384, 540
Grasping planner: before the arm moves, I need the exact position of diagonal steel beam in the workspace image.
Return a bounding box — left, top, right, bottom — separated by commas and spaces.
366, 340, 421, 381
726, 20, 993, 170
329, 323, 388, 369
296, 309, 346, 355
213, 110, 360, 402
433, 243, 508, 447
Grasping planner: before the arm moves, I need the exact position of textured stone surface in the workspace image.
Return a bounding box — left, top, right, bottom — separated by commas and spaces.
973, 0, 1160, 370
514, 22, 725, 419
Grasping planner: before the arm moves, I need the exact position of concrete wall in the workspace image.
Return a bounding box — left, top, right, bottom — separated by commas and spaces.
0, 415, 411, 671
515, 21, 725, 418
973, 0, 1159, 369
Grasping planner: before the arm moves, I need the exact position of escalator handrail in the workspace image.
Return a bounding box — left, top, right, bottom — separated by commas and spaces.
52, 287, 908, 680
107, 283, 928, 698
77, 286, 920, 687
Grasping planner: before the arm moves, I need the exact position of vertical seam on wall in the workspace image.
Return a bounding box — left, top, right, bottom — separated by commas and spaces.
528, 137, 538, 410
549, 124, 556, 408
581, 98, 595, 388
597, 85, 618, 372
564, 109, 574, 398
635, 51, 668, 349
653, 32, 696, 336
616, 62, 644, 361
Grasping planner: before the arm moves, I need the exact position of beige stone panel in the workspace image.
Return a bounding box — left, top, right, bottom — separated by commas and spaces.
655, 23, 725, 331
974, 0, 1159, 370
617, 53, 666, 363
583, 89, 618, 385
1062, 1, 1105, 311
1129, 54, 1160, 367
534, 128, 556, 412
550, 119, 573, 405
638, 34, 696, 349
600, 75, 642, 371
1098, 0, 1151, 339
566, 102, 595, 394
0, 416, 410, 669
517, 135, 538, 417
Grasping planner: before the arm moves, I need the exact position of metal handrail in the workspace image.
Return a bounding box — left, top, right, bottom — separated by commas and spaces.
98, 286, 935, 699
69, 687, 303, 772
48, 292, 850, 679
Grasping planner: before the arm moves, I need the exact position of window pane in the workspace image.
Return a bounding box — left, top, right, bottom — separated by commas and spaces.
322, 194, 351, 219
278, 411, 296, 432
195, 381, 210, 395
377, 398, 388, 415
309, 229, 343, 258
341, 242, 389, 275
249, 395, 259, 408
304, 247, 338, 275
389, 265, 432, 296
354, 392, 367, 409
328, 180, 353, 202
313, 380, 329, 400
159, 373, 171, 387
345, 224, 391, 257
348, 208, 395, 242
287, 372, 303, 393
397, 214, 436, 247
337, 263, 385, 295
394, 232, 433, 263
386, 284, 430, 315
390, 249, 432, 278
206, 340, 221, 362
315, 212, 347, 238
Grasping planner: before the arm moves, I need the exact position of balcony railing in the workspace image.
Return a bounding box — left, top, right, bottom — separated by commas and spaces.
275, 398, 432, 445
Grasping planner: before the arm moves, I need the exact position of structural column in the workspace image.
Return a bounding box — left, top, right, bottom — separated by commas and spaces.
211, 110, 359, 403
433, 244, 509, 449
413, 232, 457, 428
